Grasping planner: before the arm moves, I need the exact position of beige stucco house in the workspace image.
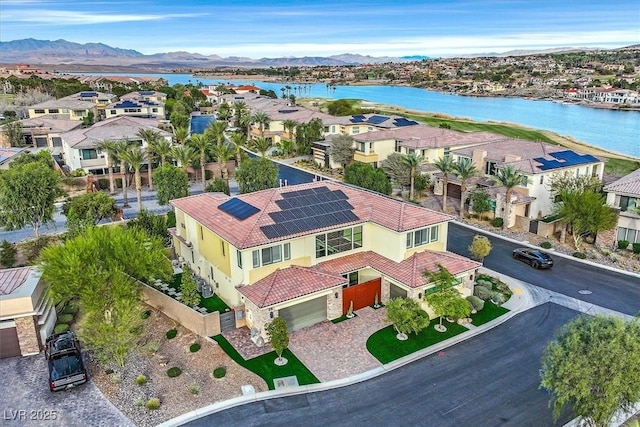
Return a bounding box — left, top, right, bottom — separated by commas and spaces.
604, 168, 640, 247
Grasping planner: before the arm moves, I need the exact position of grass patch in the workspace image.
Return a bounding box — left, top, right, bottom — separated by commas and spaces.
166, 329, 177, 339
605, 158, 640, 176
212, 335, 319, 390
367, 321, 467, 364
470, 301, 510, 327
189, 343, 201, 353
165, 273, 230, 313
331, 313, 357, 324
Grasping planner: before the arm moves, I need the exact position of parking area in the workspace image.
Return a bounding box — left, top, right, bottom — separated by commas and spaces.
0, 354, 133, 427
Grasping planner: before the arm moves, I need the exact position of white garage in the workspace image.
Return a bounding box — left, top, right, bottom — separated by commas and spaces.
279, 296, 327, 332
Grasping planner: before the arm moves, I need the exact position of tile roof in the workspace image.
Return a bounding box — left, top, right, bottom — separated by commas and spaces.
30, 98, 96, 110
604, 168, 640, 196
20, 116, 84, 133
60, 115, 170, 149
0, 267, 33, 296
237, 266, 346, 308
171, 180, 453, 249
239, 249, 481, 307
354, 125, 503, 149
0, 147, 26, 165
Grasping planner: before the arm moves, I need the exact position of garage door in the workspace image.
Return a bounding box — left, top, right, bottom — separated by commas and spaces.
0, 322, 21, 359
390, 283, 408, 300
279, 297, 327, 332
447, 182, 462, 200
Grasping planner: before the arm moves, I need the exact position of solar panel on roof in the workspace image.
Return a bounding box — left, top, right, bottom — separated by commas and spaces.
139, 91, 155, 95
80, 91, 98, 97
218, 198, 260, 220
393, 118, 418, 127
350, 115, 365, 123
366, 115, 389, 125
534, 150, 599, 171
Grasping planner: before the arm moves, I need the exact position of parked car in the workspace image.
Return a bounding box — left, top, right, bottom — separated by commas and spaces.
45, 331, 88, 392
512, 248, 554, 269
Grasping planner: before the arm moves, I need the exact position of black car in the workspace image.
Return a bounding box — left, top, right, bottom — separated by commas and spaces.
512, 248, 554, 269
45, 331, 88, 392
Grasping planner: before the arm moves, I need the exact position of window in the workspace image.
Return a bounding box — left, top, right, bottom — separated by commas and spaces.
251, 244, 285, 267
110, 110, 116, 115
486, 161, 498, 176
52, 137, 62, 147
48, 109, 59, 114
369, 143, 374, 153
80, 149, 98, 160
284, 243, 290, 260
620, 196, 638, 212
617, 227, 639, 244
342, 271, 359, 286
358, 142, 365, 152
353, 126, 360, 135
406, 225, 439, 248
34, 109, 45, 114
152, 108, 158, 113
237, 250, 242, 269
443, 147, 450, 158
540, 175, 544, 184
252, 251, 260, 268
221, 241, 225, 256
316, 226, 362, 259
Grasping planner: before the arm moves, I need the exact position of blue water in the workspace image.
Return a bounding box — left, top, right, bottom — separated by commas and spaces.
246, 152, 323, 185
77, 72, 640, 158
189, 115, 215, 134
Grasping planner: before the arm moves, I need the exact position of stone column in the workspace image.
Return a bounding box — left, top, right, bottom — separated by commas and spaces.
15, 316, 41, 355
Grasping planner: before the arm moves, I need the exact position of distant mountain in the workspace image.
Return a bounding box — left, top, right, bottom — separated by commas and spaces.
0, 38, 416, 69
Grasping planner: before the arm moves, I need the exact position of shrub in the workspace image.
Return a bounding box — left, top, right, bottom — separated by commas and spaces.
166, 210, 176, 228
474, 285, 492, 301
167, 367, 182, 378
491, 217, 503, 228
491, 292, 506, 306
97, 178, 109, 190
62, 304, 79, 315
0, 239, 17, 268
466, 295, 485, 312
187, 383, 201, 395
213, 367, 227, 378
105, 368, 114, 375
146, 398, 161, 410
476, 278, 494, 290
134, 397, 145, 407
53, 323, 69, 334
146, 341, 160, 354
572, 252, 587, 259
57, 313, 74, 324
632, 243, 640, 254
135, 375, 147, 386
166, 329, 177, 339
617, 240, 630, 250
189, 343, 201, 353
111, 373, 122, 384
540, 241, 552, 249
141, 310, 152, 319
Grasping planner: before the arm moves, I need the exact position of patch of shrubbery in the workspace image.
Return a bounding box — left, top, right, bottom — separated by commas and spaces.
491, 292, 506, 306
167, 367, 182, 378
135, 375, 147, 386
141, 310, 152, 319
62, 304, 79, 315
540, 241, 552, 249
146, 398, 161, 410
633, 243, 640, 254
213, 367, 226, 378
53, 323, 69, 334
189, 343, 201, 353
474, 285, 492, 301
491, 217, 503, 228
466, 295, 485, 312
166, 329, 177, 339
573, 252, 587, 259
57, 313, 74, 324
617, 240, 630, 250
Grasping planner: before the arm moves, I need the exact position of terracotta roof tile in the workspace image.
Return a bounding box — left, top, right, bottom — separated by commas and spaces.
604, 168, 640, 196
171, 181, 453, 249
0, 267, 33, 296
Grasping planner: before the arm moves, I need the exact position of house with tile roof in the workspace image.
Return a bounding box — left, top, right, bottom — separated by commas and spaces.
0, 147, 27, 169
104, 98, 165, 120
170, 180, 481, 342
451, 139, 604, 228
28, 98, 98, 121
604, 168, 640, 247
0, 267, 57, 359
11, 116, 83, 153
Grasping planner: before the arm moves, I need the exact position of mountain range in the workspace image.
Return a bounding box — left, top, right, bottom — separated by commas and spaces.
0, 38, 617, 70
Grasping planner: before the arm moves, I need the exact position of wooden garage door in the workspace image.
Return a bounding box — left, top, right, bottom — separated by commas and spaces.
280, 296, 327, 332
447, 182, 462, 200
343, 278, 382, 314
0, 323, 21, 359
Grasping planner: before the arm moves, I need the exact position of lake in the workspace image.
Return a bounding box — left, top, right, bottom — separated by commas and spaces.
77, 73, 640, 158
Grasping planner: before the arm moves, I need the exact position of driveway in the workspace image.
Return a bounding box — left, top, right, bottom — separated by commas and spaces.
0, 354, 133, 427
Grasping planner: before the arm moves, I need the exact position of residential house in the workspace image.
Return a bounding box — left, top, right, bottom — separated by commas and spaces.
104, 98, 165, 120
28, 98, 98, 121
59, 115, 171, 175
15, 116, 83, 153
170, 180, 480, 342
0, 267, 57, 359
451, 139, 604, 228
120, 90, 167, 104
604, 168, 640, 247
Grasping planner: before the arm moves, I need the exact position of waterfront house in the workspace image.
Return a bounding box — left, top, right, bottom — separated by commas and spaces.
28, 98, 97, 121
169, 180, 480, 342
104, 98, 165, 120
604, 168, 640, 247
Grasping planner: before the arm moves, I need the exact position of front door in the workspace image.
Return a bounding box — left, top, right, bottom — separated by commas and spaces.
342, 278, 382, 314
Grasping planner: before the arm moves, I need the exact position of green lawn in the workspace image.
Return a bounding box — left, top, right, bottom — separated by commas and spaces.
212, 335, 320, 390
331, 313, 357, 324
367, 321, 468, 364
164, 273, 230, 313
470, 301, 510, 327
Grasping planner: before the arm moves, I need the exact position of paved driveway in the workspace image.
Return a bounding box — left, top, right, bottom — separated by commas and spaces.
0, 354, 133, 427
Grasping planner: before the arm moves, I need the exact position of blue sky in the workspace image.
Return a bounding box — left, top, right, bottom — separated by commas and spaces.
1, 0, 638, 58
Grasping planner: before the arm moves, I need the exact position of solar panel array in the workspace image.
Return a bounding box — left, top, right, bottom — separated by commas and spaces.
534, 150, 600, 171
393, 118, 418, 127
139, 91, 155, 96
349, 115, 366, 123
278, 109, 298, 114
260, 186, 359, 239
80, 92, 98, 97
366, 115, 388, 125
218, 198, 260, 220
114, 100, 141, 108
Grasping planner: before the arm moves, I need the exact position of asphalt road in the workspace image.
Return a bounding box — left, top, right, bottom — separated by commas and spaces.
185, 304, 577, 427
447, 222, 640, 316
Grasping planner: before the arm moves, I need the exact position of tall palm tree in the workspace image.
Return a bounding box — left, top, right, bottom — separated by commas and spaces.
217, 102, 232, 123
251, 111, 270, 137
205, 120, 228, 147
238, 110, 252, 137
173, 126, 189, 145
118, 146, 146, 213
252, 136, 272, 157
402, 153, 423, 201
97, 139, 119, 195
170, 145, 198, 174
187, 134, 211, 191
276, 139, 295, 157
150, 138, 173, 167
112, 139, 137, 208
454, 158, 479, 218
232, 101, 248, 128
282, 119, 298, 145
496, 164, 529, 230
434, 156, 455, 212
136, 128, 161, 191
230, 131, 248, 165
211, 143, 236, 179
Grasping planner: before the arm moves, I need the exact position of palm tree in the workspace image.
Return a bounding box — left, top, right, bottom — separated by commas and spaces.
496, 164, 528, 230
252, 136, 272, 157
402, 153, 423, 201
211, 143, 236, 179
434, 156, 455, 212
174, 126, 189, 145
232, 101, 248, 128
251, 111, 270, 137
230, 131, 248, 165
118, 146, 146, 213
136, 128, 162, 191
170, 145, 198, 174
205, 120, 227, 147
97, 139, 119, 195
112, 139, 137, 208
187, 134, 211, 191
238, 110, 252, 137
150, 138, 173, 167
276, 139, 295, 157
217, 102, 232, 122
454, 158, 478, 218
282, 119, 298, 145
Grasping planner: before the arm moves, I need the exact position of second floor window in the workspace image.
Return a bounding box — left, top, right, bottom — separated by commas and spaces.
81, 149, 98, 160
406, 225, 439, 249
252, 243, 291, 268
316, 226, 363, 259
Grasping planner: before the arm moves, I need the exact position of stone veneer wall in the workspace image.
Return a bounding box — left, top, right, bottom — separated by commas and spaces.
244, 299, 272, 342
326, 287, 342, 319
15, 316, 40, 355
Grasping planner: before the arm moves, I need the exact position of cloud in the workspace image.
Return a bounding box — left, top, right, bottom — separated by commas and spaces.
3, 9, 201, 25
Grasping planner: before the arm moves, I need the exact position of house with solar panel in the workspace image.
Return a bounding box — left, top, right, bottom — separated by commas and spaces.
169, 180, 481, 342
28, 98, 98, 122
450, 139, 604, 229
104, 98, 165, 120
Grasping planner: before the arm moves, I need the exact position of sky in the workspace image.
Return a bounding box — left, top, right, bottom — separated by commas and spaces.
1, 0, 639, 58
